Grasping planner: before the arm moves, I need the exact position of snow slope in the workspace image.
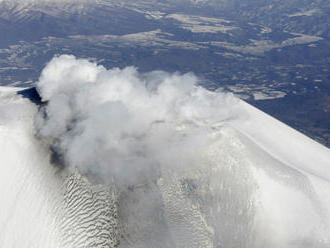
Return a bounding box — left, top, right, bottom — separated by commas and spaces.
0, 73, 330, 248
0, 87, 62, 248
0, 87, 119, 248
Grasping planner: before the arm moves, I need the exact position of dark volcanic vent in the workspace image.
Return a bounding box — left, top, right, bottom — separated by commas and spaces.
17, 87, 43, 105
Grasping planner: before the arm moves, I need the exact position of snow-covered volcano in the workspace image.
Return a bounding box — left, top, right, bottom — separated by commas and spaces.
0, 55, 330, 248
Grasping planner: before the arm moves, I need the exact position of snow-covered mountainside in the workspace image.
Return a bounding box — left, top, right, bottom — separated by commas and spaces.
0, 55, 330, 248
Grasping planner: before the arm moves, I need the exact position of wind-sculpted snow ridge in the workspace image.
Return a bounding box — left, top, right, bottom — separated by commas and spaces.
1, 55, 330, 248
59, 172, 119, 248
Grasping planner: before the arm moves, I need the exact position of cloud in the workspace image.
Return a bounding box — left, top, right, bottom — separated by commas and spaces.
35, 54, 240, 185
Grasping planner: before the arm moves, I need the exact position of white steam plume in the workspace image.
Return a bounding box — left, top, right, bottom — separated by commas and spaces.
35, 54, 240, 185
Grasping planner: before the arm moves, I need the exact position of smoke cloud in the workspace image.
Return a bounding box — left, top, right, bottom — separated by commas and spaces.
35, 54, 240, 185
